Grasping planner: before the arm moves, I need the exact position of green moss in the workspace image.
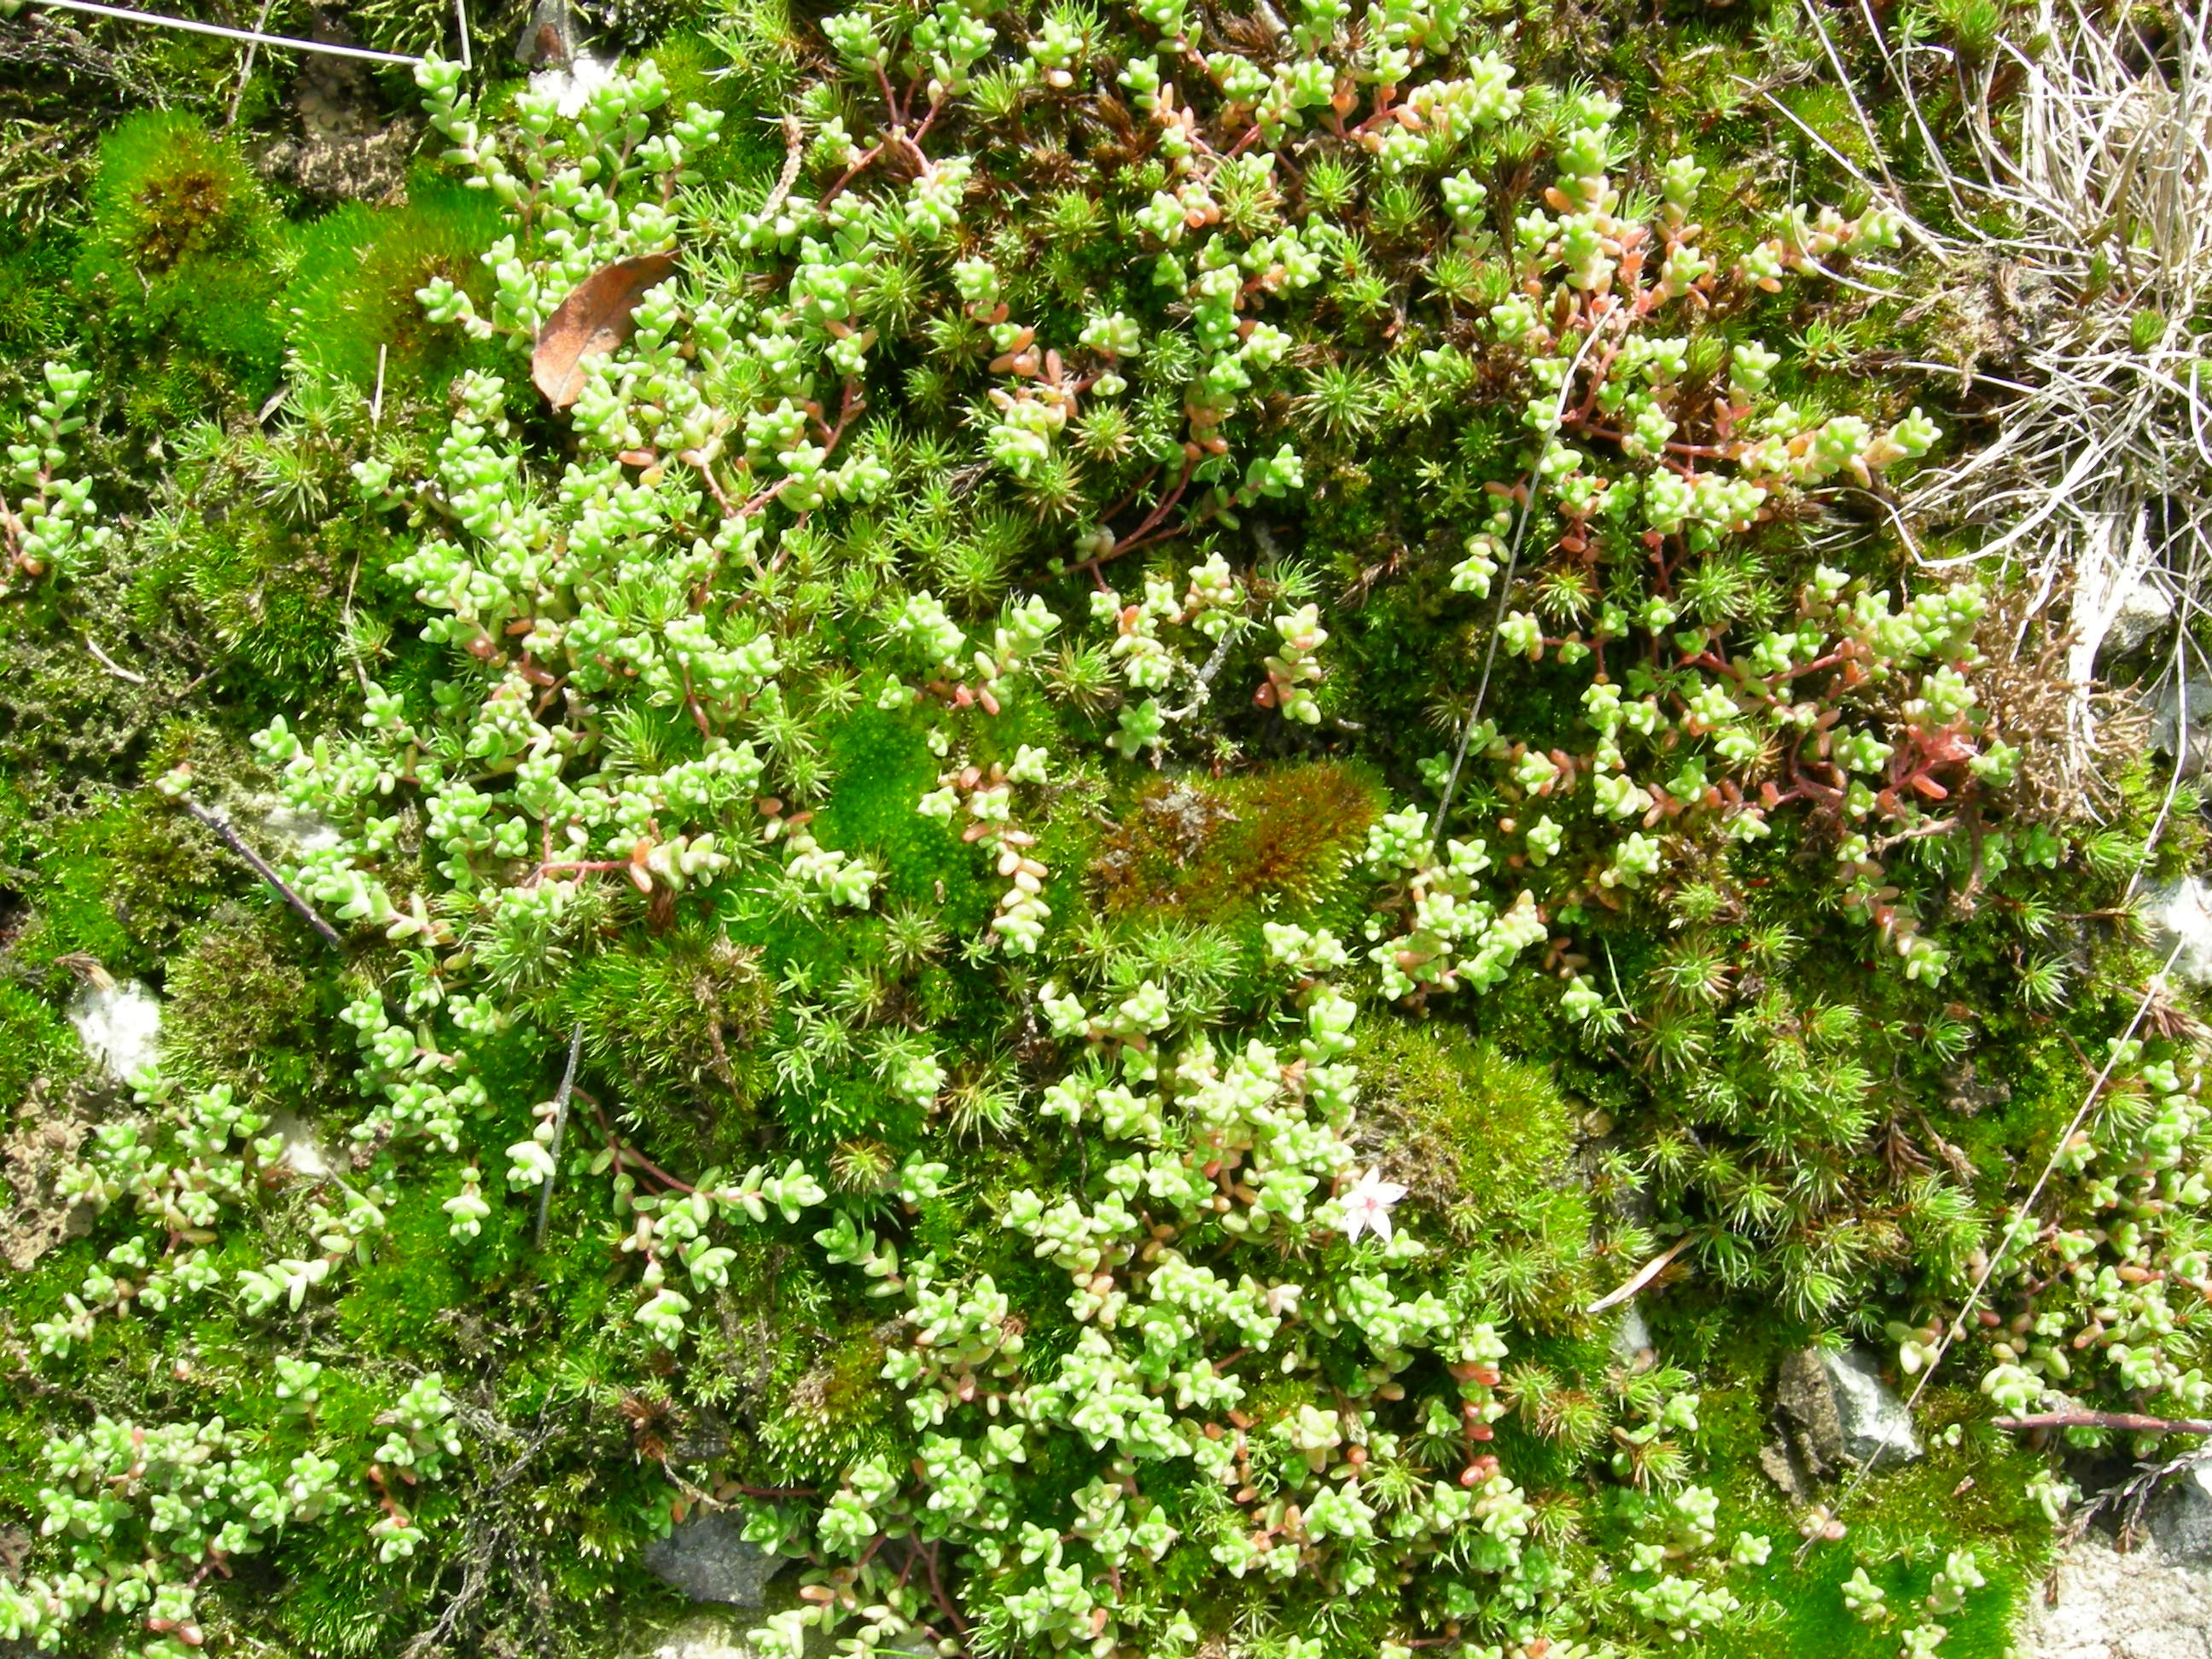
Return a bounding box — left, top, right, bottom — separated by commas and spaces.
814, 703, 999, 928
13, 816, 136, 973
756, 1315, 898, 1481
283, 175, 504, 391
1361, 1016, 1598, 1324
0, 224, 77, 352
546, 923, 772, 1133
0, 979, 75, 1102
76, 112, 288, 401
160, 903, 346, 1100
1684, 1371, 2049, 1659
335, 1177, 476, 1358
0, 9, 2192, 1657
1087, 760, 1384, 922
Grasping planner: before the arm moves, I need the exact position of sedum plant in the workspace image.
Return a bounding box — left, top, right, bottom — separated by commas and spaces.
1, 360, 110, 597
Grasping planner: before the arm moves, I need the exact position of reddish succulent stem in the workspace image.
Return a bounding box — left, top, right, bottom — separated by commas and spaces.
1997, 1411, 2212, 1435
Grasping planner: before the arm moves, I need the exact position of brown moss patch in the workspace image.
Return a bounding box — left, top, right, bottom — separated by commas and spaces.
1087, 760, 1382, 919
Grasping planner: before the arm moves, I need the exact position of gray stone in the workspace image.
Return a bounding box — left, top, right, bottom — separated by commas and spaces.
1756, 1441, 1805, 1502
623, 1576, 843, 1659
1774, 1349, 1845, 1477
263, 1110, 335, 1180
2102, 579, 2174, 659
1819, 1348, 1920, 1469
2143, 878, 2212, 987
621, 1604, 923, 1659
2151, 1460, 2212, 1564
0, 1082, 92, 1271
643, 1513, 789, 1608
1774, 1347, 1919, 1476
258, 802, 345, 859
2151, 679, 2212, 778
2021, 1528, 2212, 1659
1610, 1303, 1653, 1366
531, 53, 622, 119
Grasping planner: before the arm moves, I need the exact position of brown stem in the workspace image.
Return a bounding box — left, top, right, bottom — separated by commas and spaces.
1996, 1412, 2212, 1435
817, 141, 889, 209
526, 858, 629, 885
1569, 417, 1738, 461
1076, 457, 1200, 574
579, 1090, 701, 1195
909, 91, 947, 146
921, 1541, 968, 1634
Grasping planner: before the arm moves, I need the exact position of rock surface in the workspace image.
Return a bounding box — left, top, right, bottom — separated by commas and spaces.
1774, 1347, 1920, 1476
533, 54, 624, 119
2143, 878, 2212, 987
258, 803, 346, 859
2100, 579, 2174, 659
628, 1612, 769, 1659
642, 1514, 789, 1608
2021, 1529, 2212, 1659
0, 1085, 90, 1271
1819, 1348, 1922, 1468
255, 23, 418, 201
2150, 1461, 2212, 1564
2151, 679, 2212, 778
1610, 1302, 1654, 1366
263, 1109, 335, 1179
622, 1606, 926, 1659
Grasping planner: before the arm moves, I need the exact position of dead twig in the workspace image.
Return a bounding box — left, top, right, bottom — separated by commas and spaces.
1586, 1232, 1696, 1315
176, 797, 346, 948
2050, 1439, 2212, 1565
84, 635, 146, 685
223, 0, 275, 130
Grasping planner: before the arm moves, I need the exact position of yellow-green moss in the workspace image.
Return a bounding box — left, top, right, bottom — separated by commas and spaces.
283, 175, 504, 391
76, 112, 287, 399
1361, 1016, 1598, 1324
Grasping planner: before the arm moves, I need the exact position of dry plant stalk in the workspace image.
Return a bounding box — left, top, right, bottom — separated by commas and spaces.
1892, 0, 2212, 807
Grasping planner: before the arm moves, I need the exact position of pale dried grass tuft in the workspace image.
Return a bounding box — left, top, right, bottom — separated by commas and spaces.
1784, 0, 2212, 825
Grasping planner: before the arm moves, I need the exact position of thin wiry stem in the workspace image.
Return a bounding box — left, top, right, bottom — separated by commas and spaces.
535, 1024, 587, 1249
24, 0, 424, 62
1432, 319, 1609, 852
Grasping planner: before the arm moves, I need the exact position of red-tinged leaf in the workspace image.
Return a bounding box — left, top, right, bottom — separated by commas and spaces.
532, 251, 680, 410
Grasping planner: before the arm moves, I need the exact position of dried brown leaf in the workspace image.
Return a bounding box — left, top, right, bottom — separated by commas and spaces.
532, 250, 680, 410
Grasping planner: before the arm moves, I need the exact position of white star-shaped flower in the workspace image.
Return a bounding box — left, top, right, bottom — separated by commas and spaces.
1336, 1166, 1409, 1244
